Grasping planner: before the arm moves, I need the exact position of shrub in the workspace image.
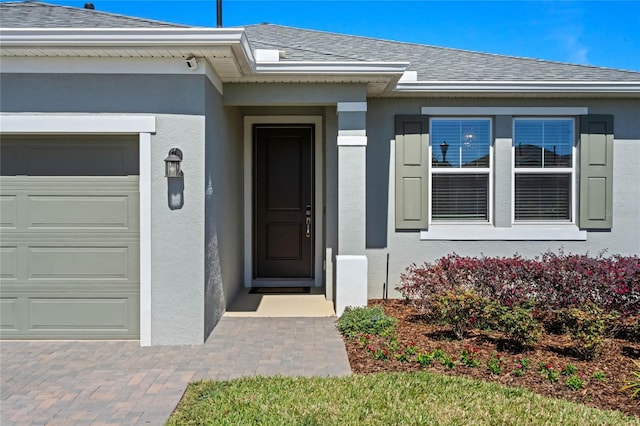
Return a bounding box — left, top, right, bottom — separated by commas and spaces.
429, 289, 489, 339
483, 302, 541, 348
396, 251, 639, 336
562, 304, 619, 360
620, 315, 640, 342
336, 306, 396, 338
621, 359, 640, 402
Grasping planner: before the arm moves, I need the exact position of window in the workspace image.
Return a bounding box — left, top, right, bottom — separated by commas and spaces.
513, 118, 575, 222
430, 119, 491, 222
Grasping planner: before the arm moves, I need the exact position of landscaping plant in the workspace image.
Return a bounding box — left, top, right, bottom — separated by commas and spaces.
336, 305, 396, 338
621, 359, 640, 402
562, 304, 619, 360
429, 289, 488, 339
487, 353, 504, 375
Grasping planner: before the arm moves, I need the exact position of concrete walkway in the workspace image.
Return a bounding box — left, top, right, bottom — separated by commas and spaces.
0, 317, 351, 425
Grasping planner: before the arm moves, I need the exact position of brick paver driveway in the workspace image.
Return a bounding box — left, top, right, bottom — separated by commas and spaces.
1, 317, 351, 425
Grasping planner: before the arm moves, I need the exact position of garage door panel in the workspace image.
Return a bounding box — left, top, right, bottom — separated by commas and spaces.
1, 136, 139, 177
29, 247, 131, 280
28, 297, 137, 331
27, 195, 132, 229
0, 247, 18, 280
0, 195, 18, 228
1, 298, 19, 330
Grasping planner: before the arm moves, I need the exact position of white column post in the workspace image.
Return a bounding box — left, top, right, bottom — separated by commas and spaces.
335, 102, 368, 316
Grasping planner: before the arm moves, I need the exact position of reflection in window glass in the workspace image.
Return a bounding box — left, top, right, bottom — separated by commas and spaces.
515, 120, 573, 168
432, 119, 491, 168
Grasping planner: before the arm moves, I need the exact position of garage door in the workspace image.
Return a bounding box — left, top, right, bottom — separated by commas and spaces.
0, 135, 140, 339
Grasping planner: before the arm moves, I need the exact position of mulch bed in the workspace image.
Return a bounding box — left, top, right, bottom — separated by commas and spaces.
343, 299, 640, 417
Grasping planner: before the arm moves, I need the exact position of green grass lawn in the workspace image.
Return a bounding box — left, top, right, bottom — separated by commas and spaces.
167, 372, 639, 425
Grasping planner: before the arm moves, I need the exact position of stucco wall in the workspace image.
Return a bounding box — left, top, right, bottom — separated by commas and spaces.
150, 114, 205, 345
0, 74, 206, 115
365, 97, 640, 299
204, 80, 243, 339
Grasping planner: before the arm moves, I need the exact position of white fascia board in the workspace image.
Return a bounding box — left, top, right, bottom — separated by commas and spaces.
0, 27, 247, 47
254, 61, 409, 75
0, 114, 156, 134
396, 81, 640, 94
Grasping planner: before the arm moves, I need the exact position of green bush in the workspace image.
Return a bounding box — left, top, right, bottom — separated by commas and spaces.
483, 302, 541, 348
429, 289, 488, 339
562, 304, 619, 360
336, 306, 396, 338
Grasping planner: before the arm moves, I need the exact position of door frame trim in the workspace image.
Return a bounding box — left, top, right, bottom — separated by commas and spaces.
243, 116, 323, 287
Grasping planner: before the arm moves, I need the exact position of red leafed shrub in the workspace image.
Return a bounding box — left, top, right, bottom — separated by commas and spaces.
397, 251, 640, 321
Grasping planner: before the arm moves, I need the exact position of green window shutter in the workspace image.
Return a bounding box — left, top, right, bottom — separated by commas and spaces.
395, 115, 429, 230
579, 114, 614, 229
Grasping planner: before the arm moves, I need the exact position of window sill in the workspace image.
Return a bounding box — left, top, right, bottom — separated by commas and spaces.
419, 225, 587, 241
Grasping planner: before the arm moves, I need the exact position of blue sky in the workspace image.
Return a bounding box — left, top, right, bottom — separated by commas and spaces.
7, 0, 640, 71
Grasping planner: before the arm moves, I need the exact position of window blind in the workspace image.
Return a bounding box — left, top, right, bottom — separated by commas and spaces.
432, 174, 488, 221
515, 174, 571, 221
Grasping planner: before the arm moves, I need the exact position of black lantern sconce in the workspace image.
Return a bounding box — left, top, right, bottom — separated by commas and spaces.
440, 140, 449, 164
164, 148, 183, 178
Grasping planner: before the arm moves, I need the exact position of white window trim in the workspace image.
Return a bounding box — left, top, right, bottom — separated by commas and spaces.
0, 113, 155, 347
420, 225, 586, 240
511, 117, 577, 225
429, 118, 493, 225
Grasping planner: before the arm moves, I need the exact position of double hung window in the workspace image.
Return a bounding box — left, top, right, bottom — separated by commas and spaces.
430, 119, 491, 222
513, 118, 575, 222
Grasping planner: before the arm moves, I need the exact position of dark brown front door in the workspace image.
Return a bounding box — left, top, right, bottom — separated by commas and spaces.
254, 125, 314, 279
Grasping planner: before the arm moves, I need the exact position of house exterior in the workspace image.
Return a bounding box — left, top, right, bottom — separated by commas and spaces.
1, 1, 638, 346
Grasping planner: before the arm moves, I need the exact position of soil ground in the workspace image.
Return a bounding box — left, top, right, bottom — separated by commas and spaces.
343, 299, 640, 418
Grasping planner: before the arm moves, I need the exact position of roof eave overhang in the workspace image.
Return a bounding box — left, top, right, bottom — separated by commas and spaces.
0, 28, 409, 91
0, 27, 256, 76
393, 81, 640, 97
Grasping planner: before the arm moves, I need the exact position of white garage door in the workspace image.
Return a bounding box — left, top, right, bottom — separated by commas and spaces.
0, 135, 140, 339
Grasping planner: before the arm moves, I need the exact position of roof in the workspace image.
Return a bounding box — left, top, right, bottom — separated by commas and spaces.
242, 23, 640, 82
0, 1, 186, 28
1, 1, 639, 86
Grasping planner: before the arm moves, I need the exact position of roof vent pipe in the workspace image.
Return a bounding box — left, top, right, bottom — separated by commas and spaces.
216, 0, 222, 27
84, 3, 95, 9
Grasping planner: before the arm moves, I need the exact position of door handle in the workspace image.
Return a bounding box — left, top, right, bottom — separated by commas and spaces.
305, 205, 312, 238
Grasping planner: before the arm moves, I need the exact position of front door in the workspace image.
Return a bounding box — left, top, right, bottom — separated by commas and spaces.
254, 125, 314, 280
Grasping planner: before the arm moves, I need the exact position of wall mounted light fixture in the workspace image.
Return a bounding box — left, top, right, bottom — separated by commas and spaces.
164, 148, 183, 178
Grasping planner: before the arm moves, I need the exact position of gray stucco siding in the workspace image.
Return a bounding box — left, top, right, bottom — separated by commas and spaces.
0, 74, 206, 115
150, 114, 206, 345
204, 79, 244, 340
365, 97, 640, 299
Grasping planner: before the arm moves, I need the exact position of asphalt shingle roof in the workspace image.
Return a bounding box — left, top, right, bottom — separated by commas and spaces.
2, 2, 639, 82
0, 1, 187, 28
242, 23, 640, 82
